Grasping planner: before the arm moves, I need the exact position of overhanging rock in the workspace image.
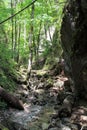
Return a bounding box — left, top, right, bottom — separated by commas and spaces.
61, 0, 87, 98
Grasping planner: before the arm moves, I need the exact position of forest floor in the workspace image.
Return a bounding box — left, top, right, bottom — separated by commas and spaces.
0, 66, 87, 130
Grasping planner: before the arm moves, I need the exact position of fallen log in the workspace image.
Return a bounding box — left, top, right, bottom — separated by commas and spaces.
0, 86, 24, 110
58, 95, 74, 118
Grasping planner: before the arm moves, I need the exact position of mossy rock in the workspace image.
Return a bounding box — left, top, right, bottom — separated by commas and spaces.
0, 124, 9, 130
0, 100, 7, 109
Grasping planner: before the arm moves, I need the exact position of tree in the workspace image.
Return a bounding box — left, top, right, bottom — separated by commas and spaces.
11, 0, 14, 58
27, 0, 35, 76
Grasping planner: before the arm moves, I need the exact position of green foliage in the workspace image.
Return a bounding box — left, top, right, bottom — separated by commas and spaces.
47, 78, 53, 85
0, 0, 66, 93
0, 124, 9, 130
0, 100, 7, 109
0, 43, 18, 91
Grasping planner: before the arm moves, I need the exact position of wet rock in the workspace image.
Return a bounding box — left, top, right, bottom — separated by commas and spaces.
61, 118, 71, 124
43, 73, 49, 78
54, 80, 64, 89
38, 82, 44, 89
42, 123, 49, 130
0, 124, 9, 130
17, 78, 27, 85
21, 84, 28, 90
70, 124, 78, 130
49, 124, 71, 130
48, 127, 58, 130
61, 118, 78, 130
45, 82, 53, 90
37, 74, 42, 80
60, 125, 71, 130
1, 105, 42, 130
15, 93, 21, 99
19, 90, 29, 98
64, 80, 72, 92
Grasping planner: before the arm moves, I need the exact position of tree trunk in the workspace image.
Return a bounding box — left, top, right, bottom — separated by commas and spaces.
11, 0, 14, 58
27, 0, 35, 77
24, 20, 26, 48
17, 23, 21, 63
35, 20, 42, 65
13, 0, 17, 61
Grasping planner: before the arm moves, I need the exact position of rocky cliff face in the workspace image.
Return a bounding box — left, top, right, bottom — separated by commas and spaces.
61, 0, 87, 98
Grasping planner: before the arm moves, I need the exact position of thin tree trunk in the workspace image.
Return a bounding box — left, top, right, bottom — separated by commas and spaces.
17, 23, 21, 63
35, 20, 42, 64
48, 26, 53, 43
27, 1, 35, 77
14, 16, 17, 56
13, 0, 17, 61
44, 24, 47, 39
11, 0, 14, 58
1, 27, 8, 44
24, 21, 26, 48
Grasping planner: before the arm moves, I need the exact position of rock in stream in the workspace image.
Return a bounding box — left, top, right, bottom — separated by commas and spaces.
0, 105, 42, 130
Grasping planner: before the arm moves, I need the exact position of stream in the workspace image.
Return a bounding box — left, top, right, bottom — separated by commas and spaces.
0, 68, 86, 130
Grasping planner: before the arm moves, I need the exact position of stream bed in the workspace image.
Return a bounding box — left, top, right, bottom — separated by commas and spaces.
0, 104, 55, 130
0, 69, 86, 130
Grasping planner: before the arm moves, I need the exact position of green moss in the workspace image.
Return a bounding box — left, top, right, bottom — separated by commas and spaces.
0, 69, 17, 91
47, 78, 53, 84
0, 43, 20, 91
0, 100, 7, 109
0, 124, 9, 130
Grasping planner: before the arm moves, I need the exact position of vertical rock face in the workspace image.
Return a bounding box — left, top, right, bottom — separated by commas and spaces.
61, 0, 87, 98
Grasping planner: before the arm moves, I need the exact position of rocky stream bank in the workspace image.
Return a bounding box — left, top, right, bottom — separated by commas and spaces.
0, 67, 87, 130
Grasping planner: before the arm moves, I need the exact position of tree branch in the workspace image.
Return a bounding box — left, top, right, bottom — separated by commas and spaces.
0, 0, 37, 25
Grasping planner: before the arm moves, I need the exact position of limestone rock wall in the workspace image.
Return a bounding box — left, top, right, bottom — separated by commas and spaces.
61, 0, 87, 98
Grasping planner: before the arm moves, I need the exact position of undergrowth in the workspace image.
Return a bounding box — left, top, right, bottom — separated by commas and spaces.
0, 43, 20, 91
